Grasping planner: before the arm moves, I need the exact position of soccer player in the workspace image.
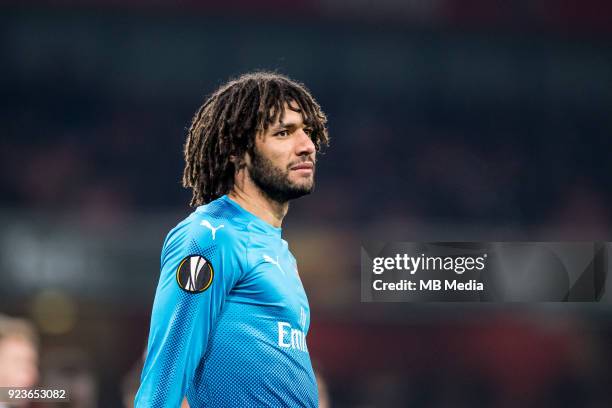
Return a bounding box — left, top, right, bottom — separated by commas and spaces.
135, 72, 329, 407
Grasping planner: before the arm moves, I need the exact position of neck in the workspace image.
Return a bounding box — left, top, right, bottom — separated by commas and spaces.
229, 171, 288, 228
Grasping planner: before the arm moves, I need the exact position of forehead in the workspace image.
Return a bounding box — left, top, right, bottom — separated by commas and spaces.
271, 101, 305, 126
0, 336, 35, 352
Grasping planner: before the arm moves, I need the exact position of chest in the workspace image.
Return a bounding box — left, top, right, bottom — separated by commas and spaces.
237, 236, 310, 330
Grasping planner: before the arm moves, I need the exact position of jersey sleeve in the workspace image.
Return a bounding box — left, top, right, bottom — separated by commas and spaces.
135, 218, 242, 408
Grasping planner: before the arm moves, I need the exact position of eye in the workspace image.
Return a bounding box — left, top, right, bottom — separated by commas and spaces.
303, 128, 313, 136
275, 130, 289, 137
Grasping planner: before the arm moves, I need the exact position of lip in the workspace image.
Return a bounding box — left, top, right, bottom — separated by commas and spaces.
290, 162, 314, 171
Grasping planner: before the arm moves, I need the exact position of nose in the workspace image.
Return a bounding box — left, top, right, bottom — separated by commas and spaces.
296, 128, 316, 156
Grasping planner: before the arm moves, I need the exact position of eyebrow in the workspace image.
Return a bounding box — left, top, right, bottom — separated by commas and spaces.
273, 121, 312, 131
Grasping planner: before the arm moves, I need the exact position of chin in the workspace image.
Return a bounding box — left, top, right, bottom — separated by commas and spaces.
284, 181, 314, 199
290, 175, 314, 186
292, 180, 314, 192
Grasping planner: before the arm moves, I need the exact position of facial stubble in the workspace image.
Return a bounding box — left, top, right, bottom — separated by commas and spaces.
247, 149, 315, 204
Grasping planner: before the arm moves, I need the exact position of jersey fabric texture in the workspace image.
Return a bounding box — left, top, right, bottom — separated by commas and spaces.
135, 195, 317, 407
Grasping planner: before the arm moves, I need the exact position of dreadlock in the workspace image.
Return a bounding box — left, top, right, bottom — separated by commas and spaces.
182, 72, 329, 206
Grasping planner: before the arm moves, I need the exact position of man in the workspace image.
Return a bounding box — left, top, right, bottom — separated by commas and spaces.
0, 315, 39, 408
135, 72, 329, 407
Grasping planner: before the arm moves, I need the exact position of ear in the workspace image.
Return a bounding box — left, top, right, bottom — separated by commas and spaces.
230, 153, 247, 169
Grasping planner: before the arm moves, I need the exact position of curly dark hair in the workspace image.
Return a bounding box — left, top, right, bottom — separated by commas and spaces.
182, 71, 329, 206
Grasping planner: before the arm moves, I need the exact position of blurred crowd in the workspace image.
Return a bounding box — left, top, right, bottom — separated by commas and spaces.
2, 7, 611, 235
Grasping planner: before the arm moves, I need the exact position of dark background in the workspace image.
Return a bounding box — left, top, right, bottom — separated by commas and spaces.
1, 1, 612, 406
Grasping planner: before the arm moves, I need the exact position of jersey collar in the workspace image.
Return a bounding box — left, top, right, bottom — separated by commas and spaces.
221, 195, 282, 237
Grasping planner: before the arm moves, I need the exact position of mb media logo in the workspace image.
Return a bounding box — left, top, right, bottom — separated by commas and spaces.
176, 255, 214, 293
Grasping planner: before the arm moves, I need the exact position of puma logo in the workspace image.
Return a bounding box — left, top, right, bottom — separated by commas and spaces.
263, 254, 285, 275
200, 220, 224, 240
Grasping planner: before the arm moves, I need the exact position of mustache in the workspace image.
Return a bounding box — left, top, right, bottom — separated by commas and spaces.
287, 157, 316, 169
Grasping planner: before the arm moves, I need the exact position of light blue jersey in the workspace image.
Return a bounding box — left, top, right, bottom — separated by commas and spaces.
135, 195, 317, 407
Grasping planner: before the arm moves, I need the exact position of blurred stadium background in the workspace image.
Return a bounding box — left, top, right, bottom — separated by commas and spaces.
1, 1, 612, 406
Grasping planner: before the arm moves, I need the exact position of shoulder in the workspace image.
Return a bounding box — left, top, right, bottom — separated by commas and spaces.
164, 199, 250, 258
158, 206, 249, 285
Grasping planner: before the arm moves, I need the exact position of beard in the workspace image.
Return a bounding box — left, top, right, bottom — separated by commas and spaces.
247, 149, 315, 204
